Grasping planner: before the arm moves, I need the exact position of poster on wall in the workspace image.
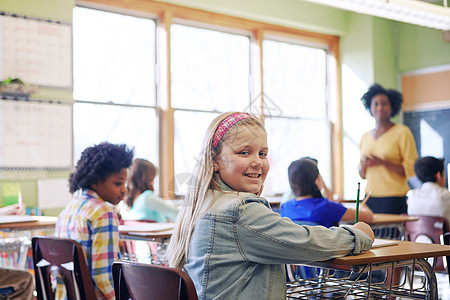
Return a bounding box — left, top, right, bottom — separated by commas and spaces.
0, 100, 72, 169
0, 13, 72, 89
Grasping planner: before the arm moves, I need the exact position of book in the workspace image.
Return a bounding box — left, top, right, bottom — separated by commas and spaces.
371, 239, 399, 249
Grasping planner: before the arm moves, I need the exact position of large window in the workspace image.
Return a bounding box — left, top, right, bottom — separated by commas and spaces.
171, 24, 251, 182
262, 39, 330, 196
73, 7, 158, 166
74, 1, 340, 198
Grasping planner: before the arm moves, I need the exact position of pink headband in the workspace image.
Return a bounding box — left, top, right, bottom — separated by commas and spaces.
212, 113, 254, 148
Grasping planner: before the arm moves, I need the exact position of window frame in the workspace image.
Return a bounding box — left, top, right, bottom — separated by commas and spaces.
76, 0, 343, 198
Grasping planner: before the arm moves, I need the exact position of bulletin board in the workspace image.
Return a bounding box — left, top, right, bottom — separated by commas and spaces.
0, 12, 72, 89
0, 99, 73, 169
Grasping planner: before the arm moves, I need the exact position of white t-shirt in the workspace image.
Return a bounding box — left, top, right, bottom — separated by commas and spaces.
407, 182, 450, 222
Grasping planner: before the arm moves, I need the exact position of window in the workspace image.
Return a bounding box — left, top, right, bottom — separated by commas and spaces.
73, 7, 158, 166
262, 39, 330, 196
171, 24, 251, 179
74, 1, 340, 198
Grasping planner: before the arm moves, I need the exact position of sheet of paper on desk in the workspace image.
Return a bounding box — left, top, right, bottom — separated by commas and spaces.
371, 239, 399, 248
0, 215, 36, 224
119, 223, 174, 233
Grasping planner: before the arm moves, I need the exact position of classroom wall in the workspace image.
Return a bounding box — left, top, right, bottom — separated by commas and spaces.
398, 23, 450, 73
155, 0, 349, 36
0, 0, 75, 215
2, 0, 450, 210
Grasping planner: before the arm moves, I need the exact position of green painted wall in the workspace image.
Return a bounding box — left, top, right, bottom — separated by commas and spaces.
398, 23, 450, 73
373, 18, 397, 89
0, 0, 74, 22
158, 0, 349, 35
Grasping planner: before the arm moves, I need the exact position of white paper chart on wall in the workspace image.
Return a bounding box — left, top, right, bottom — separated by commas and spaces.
0, 100, 72, 169
0, 14, 72, 89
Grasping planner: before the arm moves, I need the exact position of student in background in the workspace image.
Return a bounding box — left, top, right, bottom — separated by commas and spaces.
55, 142, 134, 300
281, 157, 341, 205
123, 158, 179, 222
408, 156, 450, 221
281, 157, 373, 227
166, 112, 374, 299
359, 84, 418, 215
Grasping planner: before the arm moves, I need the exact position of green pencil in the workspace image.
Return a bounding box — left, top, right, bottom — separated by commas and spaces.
355, 182, 360, 223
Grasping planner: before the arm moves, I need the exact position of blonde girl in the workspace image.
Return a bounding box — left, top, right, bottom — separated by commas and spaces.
166, 112, 374, 300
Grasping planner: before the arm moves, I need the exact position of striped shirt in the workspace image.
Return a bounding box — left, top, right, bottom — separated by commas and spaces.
55, 189, 119, 300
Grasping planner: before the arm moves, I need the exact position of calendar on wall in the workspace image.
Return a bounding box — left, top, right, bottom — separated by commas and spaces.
0, 13, 72, 89
0, 100, 72, 169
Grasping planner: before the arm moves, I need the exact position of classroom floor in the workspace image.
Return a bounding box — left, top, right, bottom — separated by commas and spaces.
397, 271, 450, 300
435, 273, 449, 300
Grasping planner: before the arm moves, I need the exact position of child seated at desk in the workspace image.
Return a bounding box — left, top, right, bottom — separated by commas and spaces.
407, 156, 450, 221
166, 112, 374, 300
55, 142, 133, 300
281, 157, 373, 227
122, 158, 179, 222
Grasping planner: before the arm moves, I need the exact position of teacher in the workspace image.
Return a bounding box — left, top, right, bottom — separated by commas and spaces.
358, 84, 418, 215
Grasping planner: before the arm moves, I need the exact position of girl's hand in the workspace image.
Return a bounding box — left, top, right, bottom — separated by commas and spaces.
351, 222, 375, 241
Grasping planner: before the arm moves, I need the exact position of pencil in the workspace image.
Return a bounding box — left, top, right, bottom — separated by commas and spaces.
355, 182, 360, 224
18, 191, 23, 208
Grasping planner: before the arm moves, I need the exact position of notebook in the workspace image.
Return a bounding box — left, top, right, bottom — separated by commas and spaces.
371, 239, 399, 249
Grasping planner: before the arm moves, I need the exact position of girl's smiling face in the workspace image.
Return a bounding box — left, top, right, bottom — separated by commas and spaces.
214, 125, 269, 194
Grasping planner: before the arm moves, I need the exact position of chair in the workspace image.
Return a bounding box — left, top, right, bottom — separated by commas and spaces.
112, 261, 198, 300
32, 236, 97, 300
405, 215, 450, 276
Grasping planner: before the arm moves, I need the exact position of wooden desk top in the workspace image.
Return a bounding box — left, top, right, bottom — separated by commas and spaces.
370, 213, 419, 225
324, 240, 450, 266
0, 216, 58, 230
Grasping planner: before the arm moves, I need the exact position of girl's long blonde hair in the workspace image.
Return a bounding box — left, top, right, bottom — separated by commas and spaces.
166, 112, 265, 269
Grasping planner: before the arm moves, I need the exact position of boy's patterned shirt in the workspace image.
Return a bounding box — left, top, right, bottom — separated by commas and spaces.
55, 189, 119, 300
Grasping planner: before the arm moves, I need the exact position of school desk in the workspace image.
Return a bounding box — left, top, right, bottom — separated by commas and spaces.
0, 216, 58, 230
0, 216, 58, 268
119, 223, 174, 264
287, 240, 450, 299
340, 213, 419, 240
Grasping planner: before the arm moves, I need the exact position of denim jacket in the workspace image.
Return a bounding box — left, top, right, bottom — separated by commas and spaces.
184, 189, 373, 300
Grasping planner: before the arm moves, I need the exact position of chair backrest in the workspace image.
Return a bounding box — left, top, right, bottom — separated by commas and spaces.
112, 261, 198, 300
405, 215, 449, 272
32, 236, 97, 300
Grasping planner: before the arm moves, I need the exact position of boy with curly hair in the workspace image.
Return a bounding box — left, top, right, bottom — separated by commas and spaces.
55, 142, 134, 300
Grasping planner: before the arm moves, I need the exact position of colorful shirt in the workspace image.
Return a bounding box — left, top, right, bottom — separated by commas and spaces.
280, 197, 347, 228
122, 190, 179, 222
55, 189, 119, 300
360, 124, 418, 197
